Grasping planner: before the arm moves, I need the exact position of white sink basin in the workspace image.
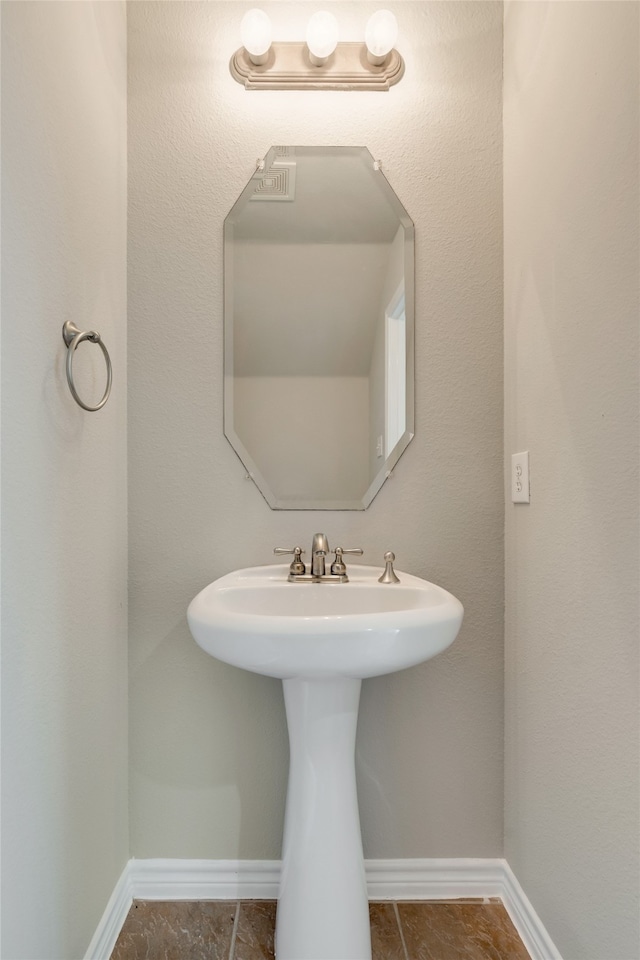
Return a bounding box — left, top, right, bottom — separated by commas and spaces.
187, 563, 463, 680
187, 561, 463, 960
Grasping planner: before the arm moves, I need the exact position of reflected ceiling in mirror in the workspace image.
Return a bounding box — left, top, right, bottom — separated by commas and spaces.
224, 146, 414, 509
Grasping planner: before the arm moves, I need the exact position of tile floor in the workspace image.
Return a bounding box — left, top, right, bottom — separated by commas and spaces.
111, 899, 532, 960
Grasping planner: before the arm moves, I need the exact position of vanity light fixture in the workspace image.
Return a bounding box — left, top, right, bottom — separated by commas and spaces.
230, 9, 404, 91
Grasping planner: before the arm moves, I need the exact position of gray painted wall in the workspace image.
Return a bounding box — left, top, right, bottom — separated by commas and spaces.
128, 1, 504, 860
1, 3, 129, 957
504, 3, 640, 958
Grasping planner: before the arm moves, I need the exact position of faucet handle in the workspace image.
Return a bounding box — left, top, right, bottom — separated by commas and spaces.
330, 547, 363, 577
274, 546, 306, 576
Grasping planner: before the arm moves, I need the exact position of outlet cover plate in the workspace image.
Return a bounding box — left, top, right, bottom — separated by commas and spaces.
511, 451, 530, 503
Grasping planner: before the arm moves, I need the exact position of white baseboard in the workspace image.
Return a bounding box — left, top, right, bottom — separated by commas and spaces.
84, 862, 133, 960
365, 857, 507, 900
500, 861, 563, 960
86, 857, 562, 960
130, 857, 281, 901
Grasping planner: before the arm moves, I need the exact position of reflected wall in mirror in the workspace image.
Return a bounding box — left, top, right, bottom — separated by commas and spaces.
224, 146, 414, 509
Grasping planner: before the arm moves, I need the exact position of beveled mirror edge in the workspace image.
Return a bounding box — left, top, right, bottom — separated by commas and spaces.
224, 421, 415, 511
360, 428, 415, 509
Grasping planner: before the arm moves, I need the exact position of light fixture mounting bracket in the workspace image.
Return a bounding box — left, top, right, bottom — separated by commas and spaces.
230, 42, 404, 91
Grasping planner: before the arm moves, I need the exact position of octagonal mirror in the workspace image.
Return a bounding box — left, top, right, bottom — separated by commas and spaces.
224, 146, 414, 510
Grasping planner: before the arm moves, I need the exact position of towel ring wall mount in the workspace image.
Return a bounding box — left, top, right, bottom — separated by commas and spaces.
62, 321, 112, 412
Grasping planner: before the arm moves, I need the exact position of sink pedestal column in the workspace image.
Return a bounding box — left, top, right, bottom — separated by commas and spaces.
277, 677, 371, 960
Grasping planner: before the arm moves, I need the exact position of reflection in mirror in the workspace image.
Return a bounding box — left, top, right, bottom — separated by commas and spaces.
224, 146, 414, 509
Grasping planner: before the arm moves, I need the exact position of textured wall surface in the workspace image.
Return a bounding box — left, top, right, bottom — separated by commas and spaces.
0, 3, 129, 957
128, 0, 503, 860
503, 3, 640, 958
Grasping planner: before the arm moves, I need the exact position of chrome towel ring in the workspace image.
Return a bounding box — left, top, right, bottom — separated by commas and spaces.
62, 321, 112, 412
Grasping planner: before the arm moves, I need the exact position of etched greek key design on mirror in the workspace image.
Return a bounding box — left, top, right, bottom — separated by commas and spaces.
224, 146, 414, 510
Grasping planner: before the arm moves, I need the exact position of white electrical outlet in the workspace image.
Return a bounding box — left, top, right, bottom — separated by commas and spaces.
376, 435, 384, 458
511, 451, 530, 503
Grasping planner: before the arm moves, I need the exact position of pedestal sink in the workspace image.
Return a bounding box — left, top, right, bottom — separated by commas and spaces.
187, 562, 463, 960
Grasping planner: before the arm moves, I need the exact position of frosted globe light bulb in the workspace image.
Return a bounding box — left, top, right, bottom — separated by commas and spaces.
365, 10, 398, 65
241, 8, 272, 65
306, 11, 339, 66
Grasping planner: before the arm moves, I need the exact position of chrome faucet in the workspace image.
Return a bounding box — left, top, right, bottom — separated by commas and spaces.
311, 532, 330, 577
273, 534, 363, 583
